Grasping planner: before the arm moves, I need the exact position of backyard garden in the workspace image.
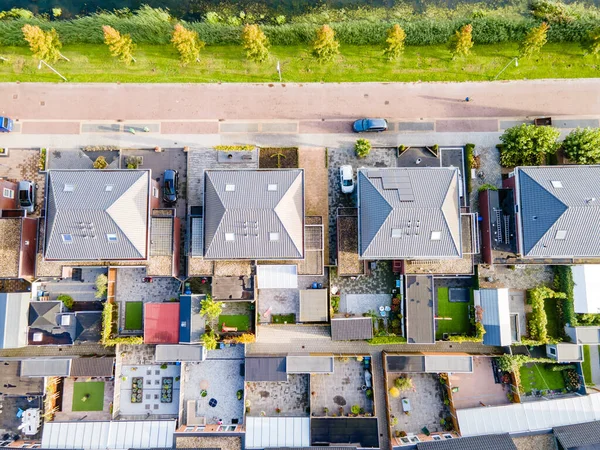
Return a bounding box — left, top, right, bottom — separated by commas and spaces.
72, 381, 105, 412
519, 363, 581, 398
125, 301, 143, 331
435, 287, 474, 341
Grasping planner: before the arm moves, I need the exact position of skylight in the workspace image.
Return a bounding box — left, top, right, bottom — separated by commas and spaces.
63, 184, 75, 192
551, 180, 563, 188
269, 232, 280, 241
555, 230, 567, 240
225, 184, 235, 192
268, 184, 278, 191
391, 229, 402, 238
225, 233, 235, 241
105, 185, 114, 192
430, 231, 442, 240
61, 234, 73, 243
106, 233, 118, 242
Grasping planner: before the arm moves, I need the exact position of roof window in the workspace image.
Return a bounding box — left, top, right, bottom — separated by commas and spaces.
61, 234, 73, 243
225, 184, 235, 192
268, 184, 278, 191
225, 233, 235, 241
391, 229, 402, 238
106, 233, 118, 242
430, 231, 442, 240
551, 180, 563, 188
63, 184, 75, 192
269, 232, 280, 241
105, 185, 114, 192
555, 230, 567, 240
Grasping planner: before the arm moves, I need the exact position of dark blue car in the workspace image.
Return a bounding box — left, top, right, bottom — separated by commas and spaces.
0, 117, 13, 132
352, 118, 388, 133
163, 169, 179, 204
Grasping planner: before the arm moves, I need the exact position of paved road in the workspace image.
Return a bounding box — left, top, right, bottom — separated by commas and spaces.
2, 79, 600, 122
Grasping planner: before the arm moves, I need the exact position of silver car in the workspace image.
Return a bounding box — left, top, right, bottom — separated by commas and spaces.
18, 181, 36, 214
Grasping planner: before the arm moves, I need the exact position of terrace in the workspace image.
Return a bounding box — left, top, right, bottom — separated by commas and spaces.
56, 378, 114, 421
448, 357, 511, 409
310, 357, 374, 417
245, 374, 309, 417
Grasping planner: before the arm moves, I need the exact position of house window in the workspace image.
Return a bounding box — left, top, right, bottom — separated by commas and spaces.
268, 184, 278, 191
551, 180, 563, 188
107, 234, 117, 242
225, 233, 235, 241
225, 184, 235, 192
555, 230, 567, 240
2, 188, 14, 199
105, 185, 114, 192
549, 347, 556, 355
152, 187, 159, 198
63, 184, 75, 192
61, 234, 73, 243
430, 231, 442, 240
269, 232, 280, 241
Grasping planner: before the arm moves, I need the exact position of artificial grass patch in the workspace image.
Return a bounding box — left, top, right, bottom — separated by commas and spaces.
435, 287, 473, 340
582, 345, 594, 385
519, 363, 566, 394
219, 314, 250, 331
72, 381, 105, 411
272, 313, 296, 324
543, 297, 561, 340
125, 302, 143, 330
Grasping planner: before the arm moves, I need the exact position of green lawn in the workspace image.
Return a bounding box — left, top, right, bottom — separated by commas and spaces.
219, 314, 250, 331
435, 287, 473, 340
125, 301, 143, 331
544, 298, 561, 340
72, 381, 105, 411
0, 42, 598, 83
519, 363, 566, 394
582, 345, 594, 385
272, 313, 296, 324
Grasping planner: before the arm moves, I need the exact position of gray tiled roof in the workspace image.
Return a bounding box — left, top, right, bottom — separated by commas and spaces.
245, 357, 287, 381
70, 357, 114, 377
150, 217, 173, 256
517, 166, 600, 258
554, 420, 600, 449
0, 293, 30, 349
405, 275, 435, 344
45, 170, 149, 260
358, 168, 461, 259
479, 289, 511, 347
203, 170, 304, 260
331, 317, 373, 341
416, 434, 517, 450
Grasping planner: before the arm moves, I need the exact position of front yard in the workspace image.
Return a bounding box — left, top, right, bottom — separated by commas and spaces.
435, 287, 473, 340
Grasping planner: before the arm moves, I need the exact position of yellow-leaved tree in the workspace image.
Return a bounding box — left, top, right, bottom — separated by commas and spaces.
520, 22, 549, 58
241, 24, 270, 63
171, 24, 205, 65
22, 24, 63, 63
448, 24, 474, 59
312, 25, 340, 63
383, 24, 406, 61
102, 25, 136, 65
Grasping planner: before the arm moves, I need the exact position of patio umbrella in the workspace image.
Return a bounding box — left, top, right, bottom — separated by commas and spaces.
200, 380, 209, 390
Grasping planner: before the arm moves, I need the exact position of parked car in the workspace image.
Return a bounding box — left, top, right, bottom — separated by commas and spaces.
352, 118, 388, 133
339, 165, 355, 194
163, 169, 179, 204
0, 117, 13, 133
17, 181, 35, 214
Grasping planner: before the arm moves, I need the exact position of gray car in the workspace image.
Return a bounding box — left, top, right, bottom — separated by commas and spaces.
18, 180, 36, 214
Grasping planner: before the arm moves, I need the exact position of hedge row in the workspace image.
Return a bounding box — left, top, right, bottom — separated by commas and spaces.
1, 14, 599, 47
553, 266, 577, 328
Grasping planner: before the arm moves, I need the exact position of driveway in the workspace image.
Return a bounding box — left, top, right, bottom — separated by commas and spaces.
0, 148, 45, 215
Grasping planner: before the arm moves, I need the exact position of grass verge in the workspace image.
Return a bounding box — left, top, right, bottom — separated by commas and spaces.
519, 363, 566, 394
0, 42, 598, 83
219, 314, 250, 331
125, 301, 143, 331
72, 381, 105, 411
435, 287, 473, 340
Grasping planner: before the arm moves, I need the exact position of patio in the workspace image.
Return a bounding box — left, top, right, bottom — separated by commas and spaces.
245, 375, 309, 417
38, 267, 109, 303
387, 373, 448, 436
56, 378, 113, 421
310, 357, 373, 417
258, 289, 299, 324
118, 364, 181, 417
182, 358, 245, 426
448, 357, 511, 409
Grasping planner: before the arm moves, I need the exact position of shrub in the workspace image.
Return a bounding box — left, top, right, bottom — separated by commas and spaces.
95, 273, 108, 299
550, 364, 576, 371
200, 294, 223, 326
242, 24, 269, 63
394, 376, 413, 391
499, 124, 560, 167
22, 24, 62, 63
234, 333, 256, 344
351, 404, 360, 414
383, 24, 406, 61
355, 138, 371, 158
93, 155, 108, 169
57, 294, 74, 309
527, 286, 566, 343
448, 23, 474, 58
496, 354, 554, 373
562, 127, 600, 164
103, 25, 136, 64
478, 183, 498, 192
520, 21, 549, 58
553, 266, 576, 327
582, 27, 600, 57
312, 24, 339, 62
367, 335, 407, 345
101, 302, 143, 346
389, 386, 400, 398
331, 295, 340, 313
171, 23, 205, 65
214, 145, 255, 151
201, 331, 218, 350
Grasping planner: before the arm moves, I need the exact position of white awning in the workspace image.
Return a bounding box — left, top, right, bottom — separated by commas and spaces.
41, 420, 175, 449
457, 392, 600, 437
246, 417, 310, 448
257, 265, 298, 289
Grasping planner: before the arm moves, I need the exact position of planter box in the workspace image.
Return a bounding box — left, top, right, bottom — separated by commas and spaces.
0, 148, 8, 157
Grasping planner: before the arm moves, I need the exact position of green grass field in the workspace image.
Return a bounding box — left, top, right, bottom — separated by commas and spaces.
435, 287, 473, 340
582, 345, 594, 385
272, 313, 296, 324
0, 42, 598, 83
219, 314, 250, 331
125, 302, 143, 331
544, 298, 561, 340
72, 381, 105, 411
519, 363, 566, 394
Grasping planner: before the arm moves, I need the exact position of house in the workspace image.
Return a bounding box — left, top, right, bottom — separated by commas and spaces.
506, 166, 600, 260
28, 301, 102, 345
474, 288, 513, 346
331, 316, 373, 341
553, 420, 600, 450
202, 169, 305, 260
572, 265, 600, 314
546, 343, 584, 362
0, 179, 18, 210
144, 302, 180, 344
565, 326, 600, 345
357, 168, 461, 260
0, 217, 38, 279
0, 293, 29, 348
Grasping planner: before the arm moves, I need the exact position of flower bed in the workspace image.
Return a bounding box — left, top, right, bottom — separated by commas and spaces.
131, 377, 143, 403
161, 377, 173, 403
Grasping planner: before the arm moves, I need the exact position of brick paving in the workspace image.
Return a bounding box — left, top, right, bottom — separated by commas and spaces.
245, 374, 309, 417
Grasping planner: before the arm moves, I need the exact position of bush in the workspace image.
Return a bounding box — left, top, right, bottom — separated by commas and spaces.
527, 286, 566, 343
582, 27, 600, 57
57, 294, 74, 309
201, 331, 218, 350
389, 386, 400, 398
330, 295, 340, 313
367, 335, 407, 345
550, 364, 576, 371
499, 124, 560, 167
562, 127, 600, 164
312, 24, 340, 62
553, 266, 577, 327
95, 273, 108, 299
394, 376, 413, 391
448, 23, 474, 58
351, 404, 360, 414
355, 139, 371, 158
478, 183, 498, 192
93, 156, 108, 169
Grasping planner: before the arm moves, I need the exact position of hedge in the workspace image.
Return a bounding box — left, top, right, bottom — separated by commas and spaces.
553, 266, 577, 327
102, 302, 143, 347
527, 286, 566, 343
367, 335, 407, 345
1, 11, 599, 47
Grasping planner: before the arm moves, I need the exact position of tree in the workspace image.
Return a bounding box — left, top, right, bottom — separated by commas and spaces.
171, 24, 205, 65
499, 123, 560, 167
383, 24, 406, 61
355, 138, 371, 158
582, 27, 600, 58
563, 127, 600, 164
93, 156, 108, 169
201, 331, 218, 351
103, 25, 136, 65
22, 24, 62, 63
394, 376, 414, 391
312, 25, 340, 63
448, 24, 474, 58
57, 294, 74, 309
241, 24, 269, 63
200, 295, 223, 326
95, 273, 108, 299
520, 22, 549, 58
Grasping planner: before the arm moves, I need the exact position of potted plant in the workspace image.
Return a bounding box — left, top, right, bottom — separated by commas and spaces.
323, 407, 329, 416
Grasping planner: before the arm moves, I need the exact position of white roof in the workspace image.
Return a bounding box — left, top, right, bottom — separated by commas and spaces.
572, 265, 600, 314
246, 417, 310, 448
457, 392, 600, 437
41, 420, 175, 449
21, 359, 71, 377
155, 344, 206, 362
257, 265, 298, 289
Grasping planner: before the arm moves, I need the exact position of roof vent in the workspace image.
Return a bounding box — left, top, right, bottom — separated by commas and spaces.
551, 180, 563, 188
105, 185, 114, 192
225, 233, 235, 241
391, 229, 402, 238
430, 231, 442, 240
585, 197, 596, 204
225, 184, 235, 192
269, 232, 280, 241
63, 184, 75, 192
555, 230, 567, 240
32, 332, 43, 342
268, 184, 278, 191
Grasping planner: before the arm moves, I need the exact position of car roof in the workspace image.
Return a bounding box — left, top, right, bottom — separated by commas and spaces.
341, 165, 353, 177
366, 118, 387, 127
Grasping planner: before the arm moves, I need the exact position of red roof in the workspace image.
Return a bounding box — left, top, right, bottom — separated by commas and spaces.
144, 303, 180, 344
